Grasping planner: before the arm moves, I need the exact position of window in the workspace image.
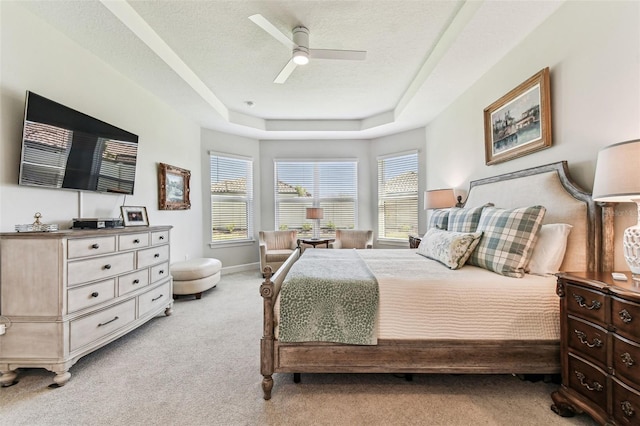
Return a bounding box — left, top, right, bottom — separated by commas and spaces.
274, 160, 357, 238
209, 152, 253, 243
377, 151, 418, 240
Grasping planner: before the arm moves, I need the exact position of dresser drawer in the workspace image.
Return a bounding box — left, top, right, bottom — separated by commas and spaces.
566, 283, 606, 325
68, 252, 135, 286
612, 297, 640, 342
69, 298, 136, 352
138, 245, 170, 269
138, 281, 171, 318
67, 279, 116, 313
118, 269, 150, 296
612, 376, 640, 425
568, 354, 607, 411
68, 236, 116, 259
150, 262, 169, 283
568, 315, 607, 367
151, 230, 169, 246
613, 334, 640, 389
118, 232, 149, 251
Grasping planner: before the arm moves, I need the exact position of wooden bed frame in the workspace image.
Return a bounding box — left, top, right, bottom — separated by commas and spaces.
259, 161, 614, 400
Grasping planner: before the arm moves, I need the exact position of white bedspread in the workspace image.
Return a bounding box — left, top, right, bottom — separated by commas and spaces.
274, 249, 559, 341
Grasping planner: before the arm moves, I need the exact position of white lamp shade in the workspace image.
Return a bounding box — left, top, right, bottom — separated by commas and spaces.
592, 139, 640, 202
424, 189, 456, 210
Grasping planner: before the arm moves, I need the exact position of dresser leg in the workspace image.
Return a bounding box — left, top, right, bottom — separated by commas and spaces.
50, 370, 71, 387
0, 370, 18, 387
165, 305, 173, 316
551, 390, 577, 417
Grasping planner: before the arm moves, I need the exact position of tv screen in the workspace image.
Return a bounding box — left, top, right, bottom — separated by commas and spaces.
19, 91, 139, 195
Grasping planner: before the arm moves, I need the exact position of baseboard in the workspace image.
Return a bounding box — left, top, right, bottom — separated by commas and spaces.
221, 262, 260, 275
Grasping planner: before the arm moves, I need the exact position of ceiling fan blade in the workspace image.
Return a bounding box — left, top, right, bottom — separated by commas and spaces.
274, 59, 297, 84
248, 14, 296, 50
309, 49, 367, 61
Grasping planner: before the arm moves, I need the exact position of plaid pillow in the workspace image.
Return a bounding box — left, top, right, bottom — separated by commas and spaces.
428, 209, 450, 230
447, 206, 486, 233
468, 205, 546, 278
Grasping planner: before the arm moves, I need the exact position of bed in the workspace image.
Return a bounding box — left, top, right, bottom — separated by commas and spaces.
259, 161, 613, 400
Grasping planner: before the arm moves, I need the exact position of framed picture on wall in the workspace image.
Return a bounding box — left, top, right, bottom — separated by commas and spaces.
484, 67, 552, 165
158, 162, 191, 210
121, 206, 149, 226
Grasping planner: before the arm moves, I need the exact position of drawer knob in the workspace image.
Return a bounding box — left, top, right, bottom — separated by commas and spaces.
575, 370, 603, 392
91, 292, 99, 298
159, 236, 165, 240
622, 401, 635, 418
133, 239, 140, 244
103, 264, 112, 270
154, 253, 160, 258
91, 243, 100, 249
97, 316, 119, 327
151, 294, 164, 302
158, 270, 165, 275
133, 279, 140, 285
619, 309, 633, 324
622, 352, 635, 367
573, 294, 601, 311
574, 330, 603, 348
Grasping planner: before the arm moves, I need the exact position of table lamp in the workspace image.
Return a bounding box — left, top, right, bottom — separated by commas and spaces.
306, 207, 323, 239
424, 189, 457, 210
592, 139, 640, 280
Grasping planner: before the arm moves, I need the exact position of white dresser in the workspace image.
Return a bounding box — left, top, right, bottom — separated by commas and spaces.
0, 226, 173, 386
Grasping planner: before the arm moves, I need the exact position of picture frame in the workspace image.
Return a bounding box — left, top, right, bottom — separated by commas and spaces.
121, 206, 149, 227
158, 162, 191, 210
484, 67, 552, 165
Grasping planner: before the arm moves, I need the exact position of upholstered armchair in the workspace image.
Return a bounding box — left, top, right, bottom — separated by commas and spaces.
259, 230, 298, 276
329, 230, 374, 249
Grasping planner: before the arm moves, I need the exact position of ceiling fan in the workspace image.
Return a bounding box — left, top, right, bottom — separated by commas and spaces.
249, 14, 367, 84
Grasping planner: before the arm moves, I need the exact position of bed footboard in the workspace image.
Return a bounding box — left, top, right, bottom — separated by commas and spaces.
260, 247, 300, 400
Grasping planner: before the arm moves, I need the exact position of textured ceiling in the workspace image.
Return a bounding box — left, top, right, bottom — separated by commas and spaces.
21, 0, 564, 140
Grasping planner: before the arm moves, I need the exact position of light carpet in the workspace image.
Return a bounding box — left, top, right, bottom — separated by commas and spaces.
0, 270, 597, 425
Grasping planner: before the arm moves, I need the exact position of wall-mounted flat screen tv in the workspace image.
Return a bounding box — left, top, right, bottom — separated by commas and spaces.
19, 91, 139, 195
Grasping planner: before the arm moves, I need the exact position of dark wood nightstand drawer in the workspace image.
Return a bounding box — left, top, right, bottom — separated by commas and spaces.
568, 315, 607, 367
612, 297, 640, 342
566, 283, 606, 325
612, 376, 640, 425
568, 354, 608, 411
613, 334, 640, 389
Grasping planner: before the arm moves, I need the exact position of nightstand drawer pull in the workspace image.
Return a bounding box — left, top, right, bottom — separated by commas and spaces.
97, 316, 119, 327
574, 330, 603, 348
91, 292, 99, 298
575, 371, 603, 392
622, 352, 635, 367
622, 401, 635, 417
103, 264, 112, 270
91, 243, 100, 249
133, 239, 140, 244
151, 294, 163, 302
573, 294, 601, 310
619, 309, 633, 324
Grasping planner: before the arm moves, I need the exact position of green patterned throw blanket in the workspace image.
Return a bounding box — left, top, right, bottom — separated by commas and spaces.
278, 249, 379, 345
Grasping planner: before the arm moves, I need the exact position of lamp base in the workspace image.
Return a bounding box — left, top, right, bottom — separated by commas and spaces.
624, 223, 640, 277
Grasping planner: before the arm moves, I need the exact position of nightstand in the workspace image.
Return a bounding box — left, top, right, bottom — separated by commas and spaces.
551, 272, 640, 425
409, 235, 421, 249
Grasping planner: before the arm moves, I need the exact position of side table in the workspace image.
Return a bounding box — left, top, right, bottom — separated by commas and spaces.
300, 238, 334, 248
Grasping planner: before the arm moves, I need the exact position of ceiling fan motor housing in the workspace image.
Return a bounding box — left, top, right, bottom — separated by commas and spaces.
292, 26, 310, 64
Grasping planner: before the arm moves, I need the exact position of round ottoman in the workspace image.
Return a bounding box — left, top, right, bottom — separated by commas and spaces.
171, 258, 222, 299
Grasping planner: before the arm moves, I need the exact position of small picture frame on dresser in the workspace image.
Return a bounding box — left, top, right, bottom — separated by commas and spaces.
121, 206, 149, 227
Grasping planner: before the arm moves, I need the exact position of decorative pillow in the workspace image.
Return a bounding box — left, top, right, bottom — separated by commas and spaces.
526, 223, 573, 275
447, 205, 487, 233
428, 209, 450, 230
468, 205, 546, 278
417, 228, 483, 270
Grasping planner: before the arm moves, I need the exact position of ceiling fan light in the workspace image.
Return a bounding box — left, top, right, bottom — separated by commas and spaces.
292, 49, 309, 65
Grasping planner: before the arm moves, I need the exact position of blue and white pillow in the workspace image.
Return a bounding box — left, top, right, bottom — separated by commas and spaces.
467, 205, 546, 278
447, 205, 486, 233
428, 209, 450, 230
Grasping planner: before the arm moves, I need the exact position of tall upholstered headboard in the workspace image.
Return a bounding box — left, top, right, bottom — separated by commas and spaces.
463, 161, 608, 272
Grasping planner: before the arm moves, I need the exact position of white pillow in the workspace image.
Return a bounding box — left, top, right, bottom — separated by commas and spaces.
417, 228, 483, 270
526, 223, 573, 275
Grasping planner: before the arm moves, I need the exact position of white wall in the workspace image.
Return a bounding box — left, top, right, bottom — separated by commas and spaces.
200, 128, 260, 270
425, 0, 640, 270
0, 3, 204, 261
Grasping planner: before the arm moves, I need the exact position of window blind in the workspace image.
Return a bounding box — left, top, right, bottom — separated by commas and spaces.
377, 152, 418, 240
274, 160, 357, 238
209, 153, 253, 243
